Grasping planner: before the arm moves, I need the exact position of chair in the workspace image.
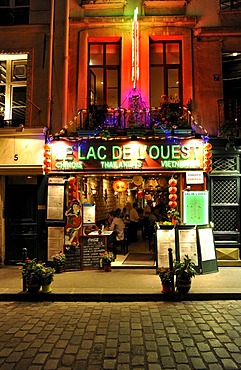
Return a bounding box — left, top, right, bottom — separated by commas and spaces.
113, 228, 129, 258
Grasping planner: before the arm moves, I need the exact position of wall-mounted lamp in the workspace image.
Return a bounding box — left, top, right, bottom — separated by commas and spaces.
91, 188, 97, 196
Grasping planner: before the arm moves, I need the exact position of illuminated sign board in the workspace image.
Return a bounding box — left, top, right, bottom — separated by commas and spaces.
49, 139, 204, 172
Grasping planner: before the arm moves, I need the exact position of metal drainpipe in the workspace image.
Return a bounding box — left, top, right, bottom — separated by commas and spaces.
63, 0, 69, 129
47, 0, 55, 131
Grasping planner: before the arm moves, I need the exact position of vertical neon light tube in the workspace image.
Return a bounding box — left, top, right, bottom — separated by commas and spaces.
132, 7, 139, 90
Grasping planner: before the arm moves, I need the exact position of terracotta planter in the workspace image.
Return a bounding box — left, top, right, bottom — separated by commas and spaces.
104, 264, 111, 272
161, 284, 172, 294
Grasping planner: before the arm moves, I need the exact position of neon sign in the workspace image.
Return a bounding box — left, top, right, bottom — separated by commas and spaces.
132, 7, 139, 89
50, 140, 204, 172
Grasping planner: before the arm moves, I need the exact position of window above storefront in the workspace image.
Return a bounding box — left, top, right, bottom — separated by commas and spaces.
0, 0, 29, 26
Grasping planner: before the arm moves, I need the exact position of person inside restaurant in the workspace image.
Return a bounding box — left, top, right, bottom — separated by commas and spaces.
129, 202, 140, 242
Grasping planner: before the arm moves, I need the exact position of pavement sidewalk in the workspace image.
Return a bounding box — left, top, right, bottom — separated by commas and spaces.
1, 265, 241, 301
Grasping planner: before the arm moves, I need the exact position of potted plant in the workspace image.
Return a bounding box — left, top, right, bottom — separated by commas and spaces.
22, 259, 44, 293
52, 251, 66, 273
40, 266, 55, 293
156, 267, 174, 294
100, 251, 115, 271
174, 254, 196, 293
167, 209, 181, 225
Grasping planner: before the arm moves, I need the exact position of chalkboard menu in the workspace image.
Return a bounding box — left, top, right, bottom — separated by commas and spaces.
82, 236, 106, 269
64, 244, 81, 271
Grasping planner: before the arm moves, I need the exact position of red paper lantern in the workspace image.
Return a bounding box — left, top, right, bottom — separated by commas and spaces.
204, 142, 212, 151
168, 178, 177, 186
113, 179, 128, 192
168, 186, 177, 194
204, 159, 212, 166
169, 201, 177, 208
169, 193, 177, 201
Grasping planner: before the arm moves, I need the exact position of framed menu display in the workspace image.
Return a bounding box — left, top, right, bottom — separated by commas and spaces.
47, 184, 65, 220
197, 225, 218, 274
156, 226, 176, 268
183, 191, 209, 225
47, 226, 65, 261
82, 204, 96, 226
176, 225, 199, 270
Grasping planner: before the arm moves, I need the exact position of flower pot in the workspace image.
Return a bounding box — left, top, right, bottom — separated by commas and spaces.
54, 265, 64, 273
42, 284, 52, 294
176, 278, 191, 294
161, 283, 172, 294
27, 284, 41, 294
104, 264, 111, 272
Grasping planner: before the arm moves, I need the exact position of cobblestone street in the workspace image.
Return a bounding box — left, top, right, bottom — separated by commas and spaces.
0, 300, 241, 370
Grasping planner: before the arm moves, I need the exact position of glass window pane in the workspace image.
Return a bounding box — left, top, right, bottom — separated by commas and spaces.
167, 69, 179, 100
150, 66, 164, 107
12, 60, 27, 81
107, 89, 118, 108
91, 68, 104, 105
0, 85, 5, 119
12, 86, 26, 122
107, 69, 118, 88
0, 61, 6, 83
106, 44, 119, 65
15, 0, 29, 6
89, 44, 103, 65
150, 43, 163, 64
166, 43, 180, 64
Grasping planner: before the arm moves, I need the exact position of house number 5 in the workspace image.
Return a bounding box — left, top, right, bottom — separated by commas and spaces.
14, 154, 18, 161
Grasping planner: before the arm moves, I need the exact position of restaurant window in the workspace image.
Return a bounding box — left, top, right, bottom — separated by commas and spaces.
88, 41, 120, 108
150, 40, 182, 107
0, 0, 29, 26
0, 54, 28, 126
220, 0, 241, 10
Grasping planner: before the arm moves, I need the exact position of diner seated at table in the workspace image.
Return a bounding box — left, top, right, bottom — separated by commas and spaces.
83, 224, 99, 235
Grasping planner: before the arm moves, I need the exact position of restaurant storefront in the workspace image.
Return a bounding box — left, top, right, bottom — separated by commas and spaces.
44, 135, 211, 270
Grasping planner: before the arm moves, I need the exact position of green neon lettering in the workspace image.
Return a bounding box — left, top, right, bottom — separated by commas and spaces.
112, 146, 121, 160
171, 145, 180, 159
78, 146, 86, 160
160, 146, 170, 160
149, 145, 159, 160
97, 146, 107, 160
65, 146, 73, 161
86, 146, 97, 160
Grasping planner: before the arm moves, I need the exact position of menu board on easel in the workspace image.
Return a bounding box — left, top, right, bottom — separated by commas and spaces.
64, 244, 82, 271
82, 236, 105, 269
176, 225, 199, 271
197, 225, 218, 274
156, 226, 176, 268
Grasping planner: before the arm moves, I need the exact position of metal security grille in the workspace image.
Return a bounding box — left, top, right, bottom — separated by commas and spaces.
212, 156, 238, 172
212, 178, 238, 204
211, 177, 240, 233
212, 207, 239, 231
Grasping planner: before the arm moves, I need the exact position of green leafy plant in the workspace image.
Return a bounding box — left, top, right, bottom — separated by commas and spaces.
167, 209, 181, 224
40, 266, 55, 286
22, 259, 44, 286
174, 255, 196, 281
